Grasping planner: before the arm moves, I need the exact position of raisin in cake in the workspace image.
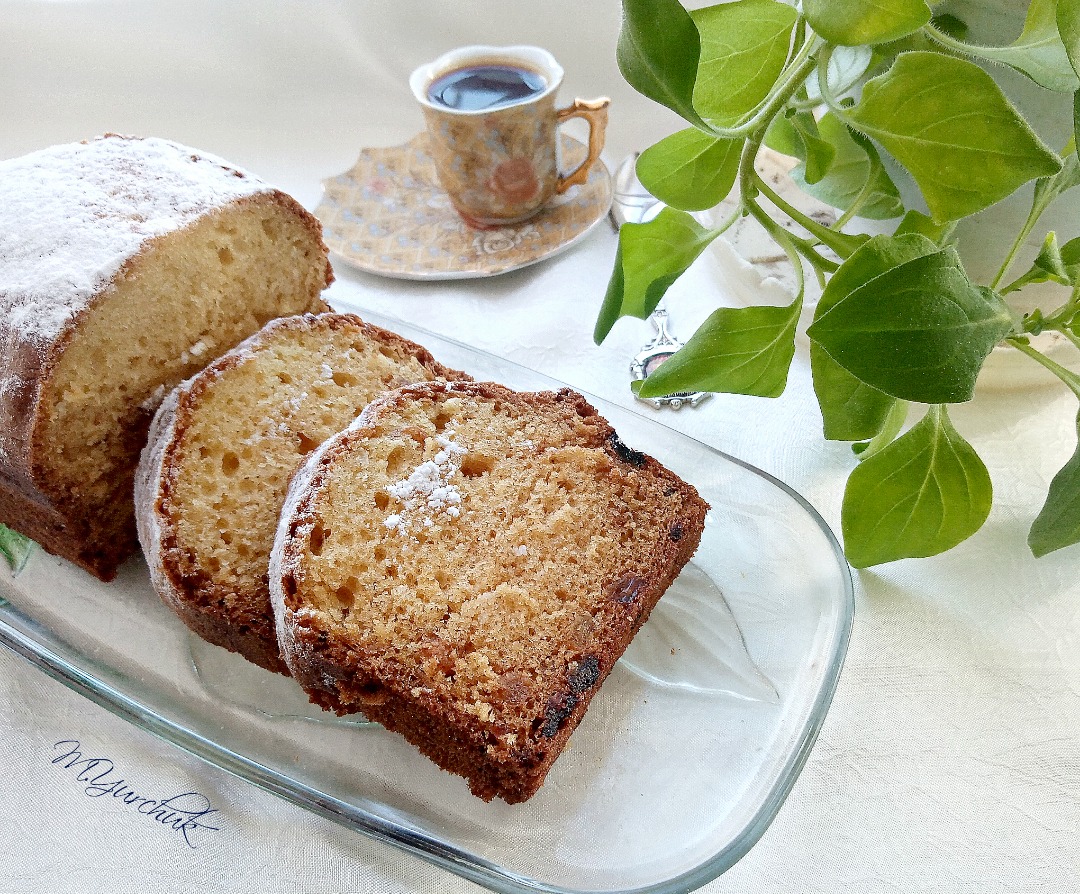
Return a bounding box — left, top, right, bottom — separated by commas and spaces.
269, 381, 708, 803
0, 134, 333, 580
136, 313, 470, 674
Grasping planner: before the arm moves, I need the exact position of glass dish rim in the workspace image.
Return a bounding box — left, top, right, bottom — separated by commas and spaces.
0, 308, 854, 894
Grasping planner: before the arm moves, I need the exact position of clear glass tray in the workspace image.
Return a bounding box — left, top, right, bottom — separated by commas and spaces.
0, 311, 853, 894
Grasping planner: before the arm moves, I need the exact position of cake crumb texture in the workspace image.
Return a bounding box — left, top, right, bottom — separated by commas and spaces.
272, 381, 708, 803
0, 134, 332, 579
139, 313, 469, 673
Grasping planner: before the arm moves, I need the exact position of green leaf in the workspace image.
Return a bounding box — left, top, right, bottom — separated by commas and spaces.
812, 345, 896, 441
803, 0, 930, 46
932, 13, 968, 42
636, 128, 740, 211
0, 523, 33, 574
810, 234, 933, 440
806, 46, 874, 103
894, 209, 954, 243
765, 111, 833, 177
1060, 0, 1080, 79
788, 112, 835, 185
595, 239, 627, 344
842, 405, 993, 567
1004, 231, 1080, 293
791, 113, 904, 220
956, 0, 1079, 93
848, 52, 1062, 223
617, 0, 706, 128
594, 208, 717, 343
855, 399, 910, 458
690, 0, 798, 126
1033, 231, 1072, 283
1029, 410, 1080, 556
807, 240, 1015, 403
638, 299, 800, 399
817, 232, 941, 313
1061, 234, 1080, 270
764, 111, 802, 157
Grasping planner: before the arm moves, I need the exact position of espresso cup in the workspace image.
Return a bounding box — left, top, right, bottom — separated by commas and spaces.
410, 45, 610, 227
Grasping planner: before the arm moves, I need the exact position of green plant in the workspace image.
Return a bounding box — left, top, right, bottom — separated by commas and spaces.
596, 0, 1080, 566
0, 523, 32, 574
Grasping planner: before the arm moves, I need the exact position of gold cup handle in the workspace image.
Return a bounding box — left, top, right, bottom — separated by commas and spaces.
555, 97, 611, 194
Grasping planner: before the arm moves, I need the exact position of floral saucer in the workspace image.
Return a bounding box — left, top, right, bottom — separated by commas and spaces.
315, 133, 612, 280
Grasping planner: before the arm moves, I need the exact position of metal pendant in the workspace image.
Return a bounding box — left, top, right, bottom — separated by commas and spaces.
630, 309, 710, 410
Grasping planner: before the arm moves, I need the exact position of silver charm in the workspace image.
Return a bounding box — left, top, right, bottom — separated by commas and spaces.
630, 308, 710, 410
610, 154, 709, 411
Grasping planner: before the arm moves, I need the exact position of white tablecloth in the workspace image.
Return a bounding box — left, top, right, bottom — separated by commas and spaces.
2, 2, 1078, 891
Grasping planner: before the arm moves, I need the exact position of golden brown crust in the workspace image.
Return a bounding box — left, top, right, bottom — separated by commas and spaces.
152, 355, 295, 671
273, 381, 708, 802
144, 314, 471, 674
0, 472, 130, 580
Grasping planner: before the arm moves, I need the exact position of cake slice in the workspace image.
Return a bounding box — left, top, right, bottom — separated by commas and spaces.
269, 381, 708, 802
136, 313, 470, 674
0, 134, 333, 580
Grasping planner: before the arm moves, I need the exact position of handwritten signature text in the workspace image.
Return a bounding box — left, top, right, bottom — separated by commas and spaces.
50, 739, 221, 847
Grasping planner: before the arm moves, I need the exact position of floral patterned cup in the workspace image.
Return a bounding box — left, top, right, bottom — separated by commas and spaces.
410, 45, 609, 227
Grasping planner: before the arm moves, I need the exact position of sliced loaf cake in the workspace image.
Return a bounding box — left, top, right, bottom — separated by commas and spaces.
269, 381, 708, 802
136, 313, 469, 674
0, 134, 333, 579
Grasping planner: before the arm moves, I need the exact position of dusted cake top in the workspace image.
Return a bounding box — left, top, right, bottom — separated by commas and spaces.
0, 134, 271, 345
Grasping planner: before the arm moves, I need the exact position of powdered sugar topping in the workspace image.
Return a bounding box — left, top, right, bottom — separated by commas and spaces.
383, 430, 466, 535
0, 135, 271, 345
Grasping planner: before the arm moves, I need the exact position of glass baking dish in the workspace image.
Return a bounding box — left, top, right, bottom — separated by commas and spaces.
0, 310, 853, 893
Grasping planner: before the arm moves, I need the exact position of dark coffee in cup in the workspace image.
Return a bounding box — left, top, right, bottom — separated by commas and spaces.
427, 64, 547, 112
411, 45, 609, 225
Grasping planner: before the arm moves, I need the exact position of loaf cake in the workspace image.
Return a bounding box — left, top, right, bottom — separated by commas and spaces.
0, 135, 333, 579
269, 381, 709, 802
136, 313, 470, 674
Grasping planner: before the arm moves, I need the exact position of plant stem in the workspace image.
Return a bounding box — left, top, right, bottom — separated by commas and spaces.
726, 41, 847, 288
857, 399, 909, 460
792, 59, 869, 114
1008, 337, 1080, 400
756, 206, 808, 304
989, 165, 1074, 290
703, 205, 746, 243
999, 269, 1042, 296
738, 136, 808, 299
991, 201, 1047, 290
922, 22, 981, 56
792, 15, 807, 57
744, 187, 838, 274
752, 170, 853, 262
832, 154, 882, 229
740, 46, 820, 139
697, 38, 820, 141
812, 44, 842, 114
1027, 285, 1080, 332
736, 54, 813, 209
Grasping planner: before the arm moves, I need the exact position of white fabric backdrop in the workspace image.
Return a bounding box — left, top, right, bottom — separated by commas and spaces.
1, 2, 1078, 891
